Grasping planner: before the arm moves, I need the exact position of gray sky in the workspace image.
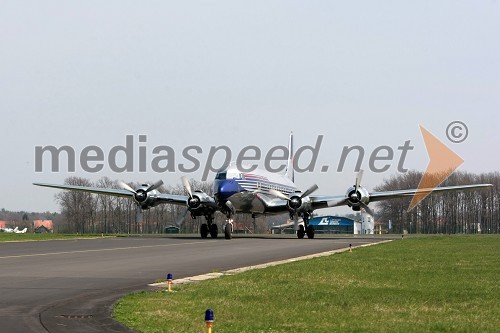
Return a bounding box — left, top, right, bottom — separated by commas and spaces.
1, 1, 499, 213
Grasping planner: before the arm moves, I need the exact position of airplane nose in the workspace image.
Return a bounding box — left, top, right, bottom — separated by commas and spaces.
216, 180, 241, 200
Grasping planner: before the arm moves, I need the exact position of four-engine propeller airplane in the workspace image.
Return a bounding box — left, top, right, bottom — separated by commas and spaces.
34, 134, 492, 239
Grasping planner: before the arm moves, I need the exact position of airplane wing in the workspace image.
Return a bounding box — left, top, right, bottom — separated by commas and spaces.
237, 183, 493, 214
33, 183, 133, 197
310, 183, 493, 210
309, 195, 346, 209
253, 193, 289, 213
33, 183, 189, 205
368, 184, 493, 202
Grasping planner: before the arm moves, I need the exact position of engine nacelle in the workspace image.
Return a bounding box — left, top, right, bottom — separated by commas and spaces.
187, 191, 216, 211
345, 185, 370, 211
287, 191, 312, 212
132, 184, 160, 210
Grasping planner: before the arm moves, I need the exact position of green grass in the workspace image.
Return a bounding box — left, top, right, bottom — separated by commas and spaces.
114, 236, 500, 333
0, 233, 114, 242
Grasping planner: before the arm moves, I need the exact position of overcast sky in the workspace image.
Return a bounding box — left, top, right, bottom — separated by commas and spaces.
1, 1, 499, 213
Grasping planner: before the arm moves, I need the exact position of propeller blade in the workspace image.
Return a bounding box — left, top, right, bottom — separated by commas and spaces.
181, 176, 193, 198
300, 184, 319, 198
359, 202, 375, 216
118, 181, 136, 194
135, 206, 143, 224
175, 208, 189, 226
269, 189, 290, 200
355, 169, 364, 193
146, 180, 164, 192
293, 213, 299, 231
327, 198, 347, 207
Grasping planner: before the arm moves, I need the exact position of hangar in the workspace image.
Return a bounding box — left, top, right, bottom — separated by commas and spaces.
309, 216, 360, 234
271, 214, 375, 235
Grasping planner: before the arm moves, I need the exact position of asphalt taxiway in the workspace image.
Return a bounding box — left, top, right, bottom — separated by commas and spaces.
0, 235, 392, 332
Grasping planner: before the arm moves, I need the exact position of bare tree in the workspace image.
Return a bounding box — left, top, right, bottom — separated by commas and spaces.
375, 170, 499, 234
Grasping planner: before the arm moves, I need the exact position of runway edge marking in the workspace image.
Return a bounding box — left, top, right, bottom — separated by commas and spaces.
149, 240, 393, 288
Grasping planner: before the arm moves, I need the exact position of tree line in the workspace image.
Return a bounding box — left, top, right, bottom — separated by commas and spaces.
52, 171, 499, 234
375, 170, 499, 234
0, 208, 61, 231
54, 176, 273, 234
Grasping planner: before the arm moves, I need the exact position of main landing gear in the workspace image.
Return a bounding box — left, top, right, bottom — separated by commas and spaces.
200, 214, 218, 239
224, 222, 232, 240
198, 209, 234, 240
296, 213, 315, 239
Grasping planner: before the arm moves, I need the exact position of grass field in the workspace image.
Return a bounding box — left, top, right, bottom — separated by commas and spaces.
0, 233, 113, 242
114, 235, 500, 333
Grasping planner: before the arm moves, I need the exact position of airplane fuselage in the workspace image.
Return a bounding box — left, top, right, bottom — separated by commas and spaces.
214, 164, 297, 214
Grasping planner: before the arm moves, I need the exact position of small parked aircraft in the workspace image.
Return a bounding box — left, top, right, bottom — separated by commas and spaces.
0, 227, 28, 233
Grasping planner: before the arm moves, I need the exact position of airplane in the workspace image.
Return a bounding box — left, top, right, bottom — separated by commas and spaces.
34, 133, 493, 240
0, 227, 28, 233
14, 227, 28, 233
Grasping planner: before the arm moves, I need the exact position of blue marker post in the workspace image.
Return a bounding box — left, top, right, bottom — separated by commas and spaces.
167, 273, 173, 292
205, 309, 214, 333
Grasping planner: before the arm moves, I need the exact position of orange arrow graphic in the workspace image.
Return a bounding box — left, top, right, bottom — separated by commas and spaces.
408, 125, 464, 210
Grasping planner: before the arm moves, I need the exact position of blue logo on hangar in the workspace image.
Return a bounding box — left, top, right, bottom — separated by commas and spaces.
309, 216, 355, 226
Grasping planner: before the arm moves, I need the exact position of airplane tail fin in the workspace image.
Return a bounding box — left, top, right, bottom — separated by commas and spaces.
285, 132, 294, 182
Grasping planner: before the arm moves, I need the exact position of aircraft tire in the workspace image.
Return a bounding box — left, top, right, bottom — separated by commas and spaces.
210, 224, 218, 238
306, 225, 315, 239
297, 225, 305, 239
200, 223, 209, 238
224, 224, 232, 240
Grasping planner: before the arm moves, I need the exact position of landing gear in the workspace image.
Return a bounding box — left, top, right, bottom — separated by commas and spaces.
204, 214, 218, 239
224, 223, 232, 240
199, 222, 218, 239
296, 212, 314, 239
306, 225, 315, 239
297, 225, 305, 239
209, 224, 218, 238
200, 223, 209, 238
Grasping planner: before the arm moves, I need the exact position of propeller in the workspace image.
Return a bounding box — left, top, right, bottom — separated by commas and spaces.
173, 177, 194, 225
293, 210, 299, 231
326, 169, 375, 215
352, 169, 364, 201
181, 176, 193, 198
270, 184, 318, 231
268, 189, 289, 200
118, 181, 136, 194
116, 180, 164, 228
175, 176, 203, 225
327, 198, 347, 208
146, 180, 164, 192
118, 180, 164, 194
175, 208, 190, 226
352, 170, 374, 215
118, 180, 164, 204
181, 176, 202, 209
135, 205, 143, 224
269, 184, 318, 203
301, 184, 319, 199
359, 202, 375, 216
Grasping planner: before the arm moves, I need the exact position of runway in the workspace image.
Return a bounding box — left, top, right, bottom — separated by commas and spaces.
0, 235, 391, 332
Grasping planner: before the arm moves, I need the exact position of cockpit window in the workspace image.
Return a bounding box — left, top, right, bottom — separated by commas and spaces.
215, 172, 227, 180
